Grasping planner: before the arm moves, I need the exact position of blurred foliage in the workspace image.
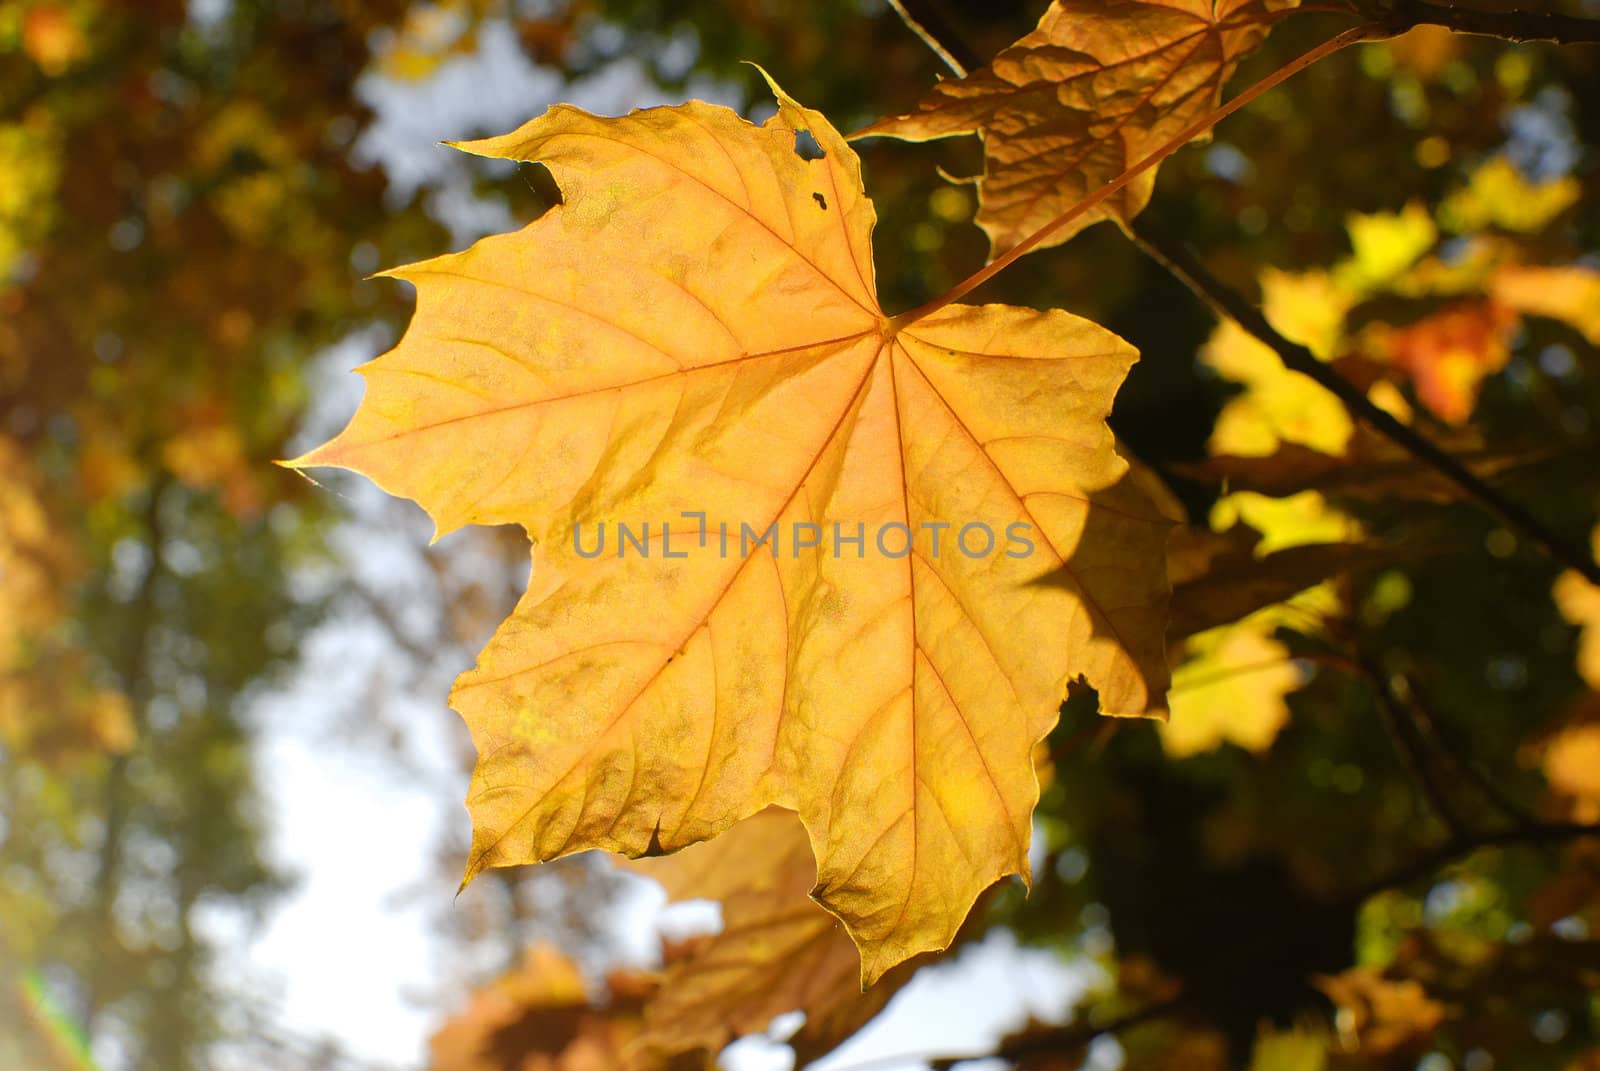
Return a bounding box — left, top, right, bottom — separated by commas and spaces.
4, 0, 1600, 1070
0, 0, 449, 1067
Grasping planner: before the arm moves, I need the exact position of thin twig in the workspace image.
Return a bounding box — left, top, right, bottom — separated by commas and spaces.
1382, 0, 1600, 45
342, 581, 437, 663
885, 0, 978, 77
1127, 218, 1600, 587
1292, 642, 1529, 832
1363, 655, 1472, 838
1397, 671, 1538, 827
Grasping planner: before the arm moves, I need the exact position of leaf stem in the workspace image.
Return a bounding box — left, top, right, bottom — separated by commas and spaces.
1127, 217, 1600, 587
894, 22, 1386, 327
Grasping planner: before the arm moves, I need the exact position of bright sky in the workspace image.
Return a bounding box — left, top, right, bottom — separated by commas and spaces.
232, 18, 1111, 1071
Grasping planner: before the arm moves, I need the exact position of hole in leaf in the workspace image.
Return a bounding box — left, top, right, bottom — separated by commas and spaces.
518, 161, 563, 215
812, 192, 827, 210
793, 128, 825, 161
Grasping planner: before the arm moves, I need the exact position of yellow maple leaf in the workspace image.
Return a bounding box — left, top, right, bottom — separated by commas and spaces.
1553, 526, 1600, 689
1248, 1024, 1328, 1071
1337, 202, 1436, 293
1542, 722, 1600, 822
0, 118, 62, 277
1316, 968, 1444, 1058
20, 3, 89, 76
1381, 24, 1461, 81
627, 807, 915, 1063
0, 436, 135, 764
0, 437, 65, 645
1439, 156, 1580, 235
377, 0, 495, 82
1163, 623, 1303, 757
1203, 270, 1355, 458
1492, 264, 1600, 347
1166, 482, 1348, 762
855, 0, 1297, 256
1210, 489, 1360, 558
1162, 579, 1335, 757
291, 79, 1172, 983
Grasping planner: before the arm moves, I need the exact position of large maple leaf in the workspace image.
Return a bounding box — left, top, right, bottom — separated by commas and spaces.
291, 78, 1170, 982
856, 0, 1298, 256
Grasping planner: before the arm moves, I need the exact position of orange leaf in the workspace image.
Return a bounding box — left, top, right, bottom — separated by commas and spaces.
1553, 526, 1600, 690
22, 4, 88, 76
1316, 968, 1445, 1058
1492, 264, 1600, 347
290, 77, 1172, 983
1366, 300, 1516, 424
856, 0, 1297, 256
1542, 722, 1600, 822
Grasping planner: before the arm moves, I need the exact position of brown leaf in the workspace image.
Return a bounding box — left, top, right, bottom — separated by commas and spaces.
857, 0, 1298, 255
1182, 426, 1550, 506
429, 944, 711, 1071
626, 808, 920, 1066
1169, 531, 1395, 640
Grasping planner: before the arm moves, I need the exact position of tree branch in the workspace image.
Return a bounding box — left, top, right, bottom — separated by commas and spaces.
1127, 217, 1600, 587
1396, 670, 1539, 828
84, 476, 169, 1034
932, 998, 1181, 1069
813, 998, 1180, 1071
1346, 821, 1600, 905
1378, 0, 1600, 45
